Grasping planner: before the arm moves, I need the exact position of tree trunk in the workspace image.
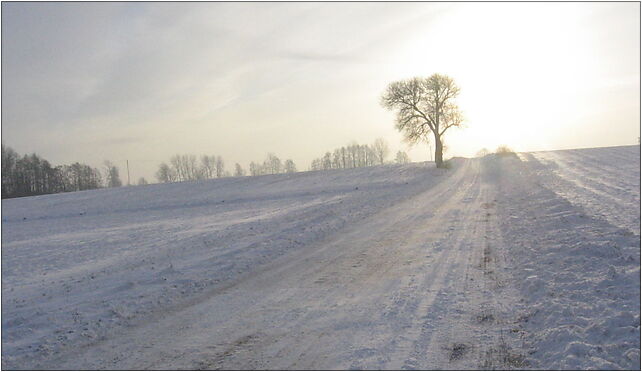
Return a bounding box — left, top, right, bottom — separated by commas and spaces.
434, 133, 444, 168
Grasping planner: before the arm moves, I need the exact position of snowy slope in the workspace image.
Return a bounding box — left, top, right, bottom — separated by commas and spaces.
2, 162, 454, 368
501, 145, 641, 369
2, 145, 639, 370
528, 145, 640, 234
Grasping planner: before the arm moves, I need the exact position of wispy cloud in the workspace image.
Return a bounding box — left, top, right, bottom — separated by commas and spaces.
2, 2, 638, 181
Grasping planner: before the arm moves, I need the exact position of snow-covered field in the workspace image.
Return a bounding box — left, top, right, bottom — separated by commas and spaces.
2, 145, 639, 370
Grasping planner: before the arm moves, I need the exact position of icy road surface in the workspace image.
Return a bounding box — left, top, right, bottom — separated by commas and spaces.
2, 145, 640, 370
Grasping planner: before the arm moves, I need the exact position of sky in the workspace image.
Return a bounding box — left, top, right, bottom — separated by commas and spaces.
2, 2, 640, 182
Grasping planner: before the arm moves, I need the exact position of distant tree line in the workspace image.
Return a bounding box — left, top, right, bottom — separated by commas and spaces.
4, 139, 411, 198
249, 153, 297, 176
1, 144, 111, 199
156, 154, 227, 183
395, 150, 411, 164
309, 138, 409, 171
156, 154, 223, 183
309, 138, 388, 171
155, 153, 298, 183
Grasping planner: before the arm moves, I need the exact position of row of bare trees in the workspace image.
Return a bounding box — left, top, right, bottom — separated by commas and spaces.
4, 141, 411, 198
309, 138, 408, 171
395, 151, 411, 164
155, 153, 298, 183
154, 142, 411, 185
1, 144, 118, 199
249, 153, 297, 176
156, 154, 228, 183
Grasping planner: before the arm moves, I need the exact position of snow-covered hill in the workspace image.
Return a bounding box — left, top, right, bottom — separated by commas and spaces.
2, 145, 639, 370
493, 145, 640, 369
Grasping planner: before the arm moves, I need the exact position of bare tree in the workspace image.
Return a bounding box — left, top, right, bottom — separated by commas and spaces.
188, 155, 203, 180
395, 150, 410, 164
249, 161, 262, 176
340, 147, 347, 168
332, 149, 342, 169
284, 159, 297, 173
2, 145, 18, 197
372, 138, 389, 165
170, 154, 202, 181
201, 155, 214, 179
264, 153, 282, 174
476, 148, 490, 157
66, 162, 102, 192
322, 152, 332, 170
365, 145, 376, 166
381, 74, 463, 168
215, 156, 225, 178
169, 155, 185, 181
234, 163, 246, 177
357, 145, 368, 167
347, 142, 359, 168
495, 145, 515, 156
104, 161, 122, 188
156, 162, 175, 183
310, 158, 323, 171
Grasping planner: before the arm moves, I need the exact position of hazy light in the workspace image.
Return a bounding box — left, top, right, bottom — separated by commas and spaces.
2, 3, 639, 181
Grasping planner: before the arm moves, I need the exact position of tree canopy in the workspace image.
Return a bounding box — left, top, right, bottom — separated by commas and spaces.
382, 74, 463, 168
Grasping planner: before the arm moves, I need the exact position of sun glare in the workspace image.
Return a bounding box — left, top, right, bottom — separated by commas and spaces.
389, 4, 616, 156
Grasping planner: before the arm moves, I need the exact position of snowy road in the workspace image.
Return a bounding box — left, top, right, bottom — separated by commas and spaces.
48, 160, 523, 370
2, 146, 639, 370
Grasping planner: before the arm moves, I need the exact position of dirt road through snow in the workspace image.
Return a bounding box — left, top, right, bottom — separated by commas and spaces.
36, 159, 525, 370
3, 146, 639, 370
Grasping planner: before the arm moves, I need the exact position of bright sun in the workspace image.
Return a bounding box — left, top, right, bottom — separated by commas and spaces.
388, 3, 620, 157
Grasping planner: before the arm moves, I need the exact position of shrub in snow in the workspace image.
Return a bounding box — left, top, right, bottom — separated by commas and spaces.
495, 145, 517, 157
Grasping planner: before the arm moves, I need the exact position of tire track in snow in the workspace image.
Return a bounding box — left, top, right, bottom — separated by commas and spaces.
181, 160, 483, 370
386, 160, 485, 369
394, 159, 526, 370
10, 159, 530, 370
21, 161, 464, 368
2, 162, 451, 369
39, 160, 519, 370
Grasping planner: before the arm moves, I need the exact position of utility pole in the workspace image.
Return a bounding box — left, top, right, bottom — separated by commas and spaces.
126, 160, 130, 186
